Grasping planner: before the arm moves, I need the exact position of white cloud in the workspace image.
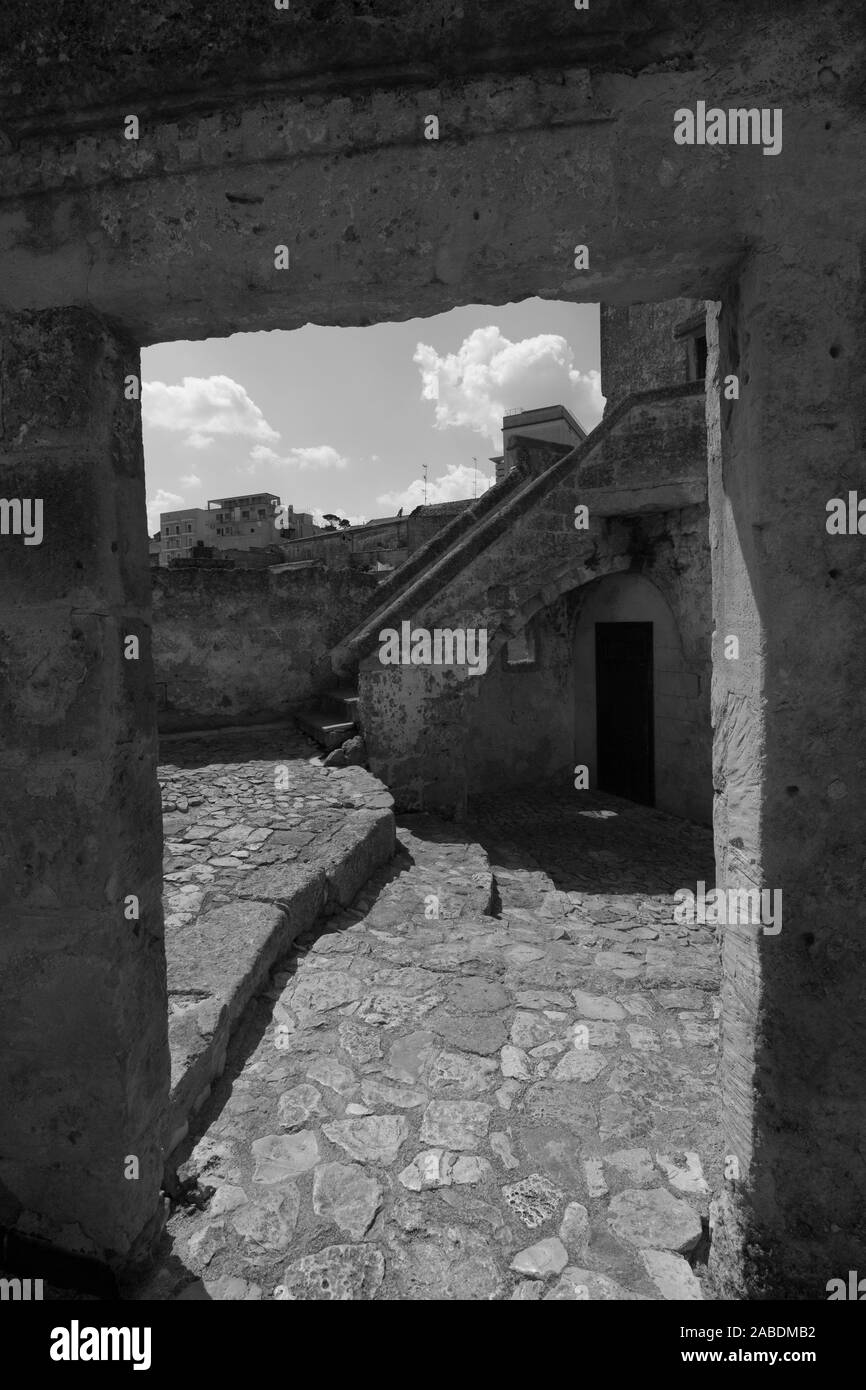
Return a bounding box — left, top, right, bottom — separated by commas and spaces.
414, 326, 605, 443
377, 461, 494, 512
147, 488, 185, 535
179, 473, 201, 489
142, 376, 280, 450
251, 444, 349, 471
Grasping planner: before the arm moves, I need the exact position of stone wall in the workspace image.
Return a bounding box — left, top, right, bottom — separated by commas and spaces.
413, 506, 712, 824
152, 564, 379, 731
572, 518, 712, 826
600, 300, 705, 409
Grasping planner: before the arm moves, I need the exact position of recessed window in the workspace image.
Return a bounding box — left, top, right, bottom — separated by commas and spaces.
674, 312, 708, 382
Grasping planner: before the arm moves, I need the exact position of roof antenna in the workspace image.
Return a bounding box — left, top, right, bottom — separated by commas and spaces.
422, 460, 428, 506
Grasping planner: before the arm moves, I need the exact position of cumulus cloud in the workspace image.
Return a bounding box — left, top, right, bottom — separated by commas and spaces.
147, 488, 184, 536
378, 461, 494, 512
251, 444, 349, 471
142, 376, 280, 450
414, 326, 604, 443
179, 473, 201, 489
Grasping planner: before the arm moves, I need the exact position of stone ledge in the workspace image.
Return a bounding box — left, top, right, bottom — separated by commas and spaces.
164, 802, 395, 1159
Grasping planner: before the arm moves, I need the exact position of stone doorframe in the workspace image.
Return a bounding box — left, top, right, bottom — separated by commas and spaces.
1, 6, 864, 1295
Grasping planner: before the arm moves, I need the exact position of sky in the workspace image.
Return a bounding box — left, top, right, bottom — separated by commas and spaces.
141, 298, 603, 535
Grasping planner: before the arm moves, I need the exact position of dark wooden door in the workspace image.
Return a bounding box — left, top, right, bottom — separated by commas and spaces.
595, 621, 654, 805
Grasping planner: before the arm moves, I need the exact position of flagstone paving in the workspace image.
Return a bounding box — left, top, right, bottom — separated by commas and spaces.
145, 785, 721, 1302
157, 726, 396, 1148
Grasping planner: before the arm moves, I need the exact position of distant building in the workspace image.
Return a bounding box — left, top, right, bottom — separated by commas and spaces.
276, 505, 318, 540
159, 491, 284, 566
207, 492, 283, 551
149, 533, 162, 567
489, 404, 587, 483
159, 507, 212, 566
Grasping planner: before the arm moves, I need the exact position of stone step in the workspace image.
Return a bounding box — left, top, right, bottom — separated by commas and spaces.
322, 687, 360, 720
295, 707, 356, 750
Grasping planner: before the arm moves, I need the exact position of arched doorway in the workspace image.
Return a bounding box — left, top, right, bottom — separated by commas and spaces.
573, 571, 711, 824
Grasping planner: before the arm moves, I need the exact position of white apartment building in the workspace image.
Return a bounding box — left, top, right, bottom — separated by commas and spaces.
159, 492, 283, 566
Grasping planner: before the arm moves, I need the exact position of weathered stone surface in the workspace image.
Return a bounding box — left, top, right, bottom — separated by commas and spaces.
544, 1268, 647, 1301
522, 1081, 597, 1134
608, 1188, 702, 1254
385, 1031, 436, 1084
339, 1020, 383, 1065
640, 1249, 703, 1300
559, 1203, 591, 1259
251, 1132, 319, 1183
430, 1012, 508, 1056
572, 991, 627, 1021
449, 977, 509, 1013
503, 1174, 564, 1229
389, 1225, 502, 1301
161, 788, 722, 1301
521, 1125, 585, 1192
426, 1049, 498, 1096
398, 1150, 454, 1192
552, 1050, 606, 1083
606, 1149, 656, 1187
510, 1237, 569, 1278
208, 1184, 248, 1217
450, 1156, 493, 1185
231, 1187, 300, 1251
277, 1245, 385, 1301
511, 1279, 544, 1300
420, 1100, 491, 1150
490, 1132, 520, 1171
361, 1078, 427, 1110
511, 1011, 560, 1050
306, 1057, 357, 1097
500, 1045, 532, 1080
655, 1151, 709, 1196
276, 1084, 326, 1131
313, 1162, 382, 1239
322, 1115, 409, 1165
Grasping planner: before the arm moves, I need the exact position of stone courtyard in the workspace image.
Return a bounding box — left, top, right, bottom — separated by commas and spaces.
138, 742, 721, 1301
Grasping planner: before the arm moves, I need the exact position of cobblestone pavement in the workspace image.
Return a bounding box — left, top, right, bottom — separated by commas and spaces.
159, 727, 392, 945
146, 785, 721, 1302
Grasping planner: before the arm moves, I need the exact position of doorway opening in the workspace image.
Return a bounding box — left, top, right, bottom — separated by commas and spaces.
595, 620, 655, 806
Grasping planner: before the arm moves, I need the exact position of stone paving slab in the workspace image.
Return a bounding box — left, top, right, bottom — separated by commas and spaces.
158, 728, 396, 1154
139, 788, 721, 1302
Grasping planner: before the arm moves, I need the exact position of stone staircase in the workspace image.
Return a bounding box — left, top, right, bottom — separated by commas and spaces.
294, 685, 360, 751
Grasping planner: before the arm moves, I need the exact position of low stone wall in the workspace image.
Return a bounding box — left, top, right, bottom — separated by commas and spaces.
159, 736, 396, 1156
152, 564, 380, 731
